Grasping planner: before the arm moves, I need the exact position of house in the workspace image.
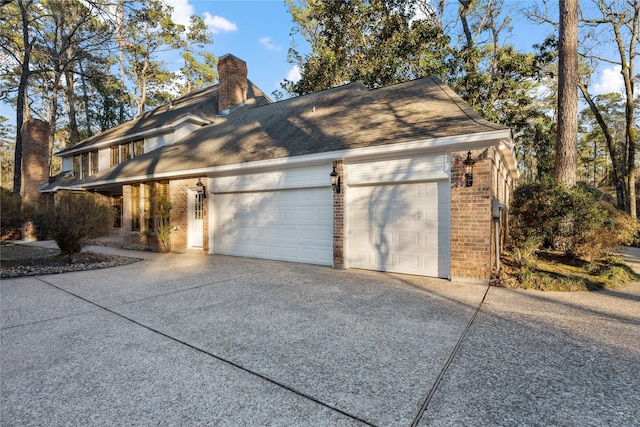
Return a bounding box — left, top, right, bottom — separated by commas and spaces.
41, 54, 517, 282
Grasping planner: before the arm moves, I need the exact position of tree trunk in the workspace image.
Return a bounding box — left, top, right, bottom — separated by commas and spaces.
13, 0, 33, 194
78, 59, 92, 137
578, 82, 625, 210
458, 0, 473, 47
64, 68, 80, 146
555, 0, 579, 187
117, 0, 126, 124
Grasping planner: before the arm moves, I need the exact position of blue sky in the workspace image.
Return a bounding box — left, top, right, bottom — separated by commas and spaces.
0, 0, 626, 125
166, 0, 304, 96
167, 0, 625, 96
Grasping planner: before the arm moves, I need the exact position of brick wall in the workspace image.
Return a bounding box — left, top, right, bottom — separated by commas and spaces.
332, 161, 345, 268
450, 149, 493, 281
450, 147, 515, 281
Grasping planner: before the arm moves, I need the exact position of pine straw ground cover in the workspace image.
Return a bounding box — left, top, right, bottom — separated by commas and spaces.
492, 249, 638, 291
0, 242, 142, 279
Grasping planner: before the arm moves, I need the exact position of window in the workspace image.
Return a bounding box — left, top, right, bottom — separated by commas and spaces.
133, 139, 144, 157
110, 146, 119, 166
194, 192, 204, 220
73, 155, 80, 178
131, 184, 141, 232
90, 151, 99, 175
112, 195, 122, 228
131, 181, 171, 234
120, 143, 131, 162
144, 183, 154, 232
81, 152, 89, 179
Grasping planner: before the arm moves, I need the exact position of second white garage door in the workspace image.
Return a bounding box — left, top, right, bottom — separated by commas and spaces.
349, 181, 450, 277
213, 187, 333, 265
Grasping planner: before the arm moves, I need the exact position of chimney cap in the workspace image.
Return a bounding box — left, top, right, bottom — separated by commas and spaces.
218, 53, 247, 65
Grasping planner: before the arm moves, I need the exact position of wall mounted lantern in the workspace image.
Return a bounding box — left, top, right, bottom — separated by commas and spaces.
196, 178, 207, 198
330, 165, 341, 194
463, 151, 475, 187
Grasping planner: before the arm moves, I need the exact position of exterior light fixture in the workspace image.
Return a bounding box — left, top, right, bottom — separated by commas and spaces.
330, 165, 340, 194
196, 178, 206, 198
463, 151, 475, 187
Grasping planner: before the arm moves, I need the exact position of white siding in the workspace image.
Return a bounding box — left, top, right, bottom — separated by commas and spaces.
347, 153, 449, 185
212, 164, 330, 193
61, 156, 73, 173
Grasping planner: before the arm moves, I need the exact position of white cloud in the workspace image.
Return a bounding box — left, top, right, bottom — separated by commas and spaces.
259, 37, 282, 51
203, 12, 238, 34
165, 0, 194, 28
286, 65, 302, 83
593, 65, 624, 95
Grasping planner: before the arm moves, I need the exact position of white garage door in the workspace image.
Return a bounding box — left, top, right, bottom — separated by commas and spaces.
213, 187, 333, 265
349, 181, 450, 277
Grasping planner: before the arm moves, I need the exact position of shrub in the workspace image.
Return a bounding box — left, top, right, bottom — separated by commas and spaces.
0, 189, 33, 240
1, 189, 23, 228
31, 210, 53, 240
509, 179, 637, 263
49, 191, 116, 257
574, 201, 639, 264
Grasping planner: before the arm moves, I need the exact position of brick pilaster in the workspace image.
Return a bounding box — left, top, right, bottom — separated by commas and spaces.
332, 160, 345, 269
450, 149, 492, 281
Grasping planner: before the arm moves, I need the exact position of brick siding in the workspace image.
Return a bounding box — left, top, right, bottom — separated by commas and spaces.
450, 147, 514, 281
332, 160, 345, 268
21, 119, 50, 207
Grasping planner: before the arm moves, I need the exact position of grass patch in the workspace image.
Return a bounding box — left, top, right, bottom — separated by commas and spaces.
493, 250, 638, 291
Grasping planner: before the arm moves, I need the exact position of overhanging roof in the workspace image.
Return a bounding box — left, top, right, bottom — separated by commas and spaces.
45, 76, 515, 192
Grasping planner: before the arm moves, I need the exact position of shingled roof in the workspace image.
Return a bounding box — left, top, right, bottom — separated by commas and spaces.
55, 80, 270, 156
48, 76, 512, 191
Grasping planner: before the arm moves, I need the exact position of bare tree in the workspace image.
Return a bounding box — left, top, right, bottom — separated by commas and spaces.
580, 0, 638, 216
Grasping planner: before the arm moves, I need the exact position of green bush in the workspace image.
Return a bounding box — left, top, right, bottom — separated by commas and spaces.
509, 179, 638, 263
31, 211, 52, 240
48, 191, 116, 257
0, 188, 34, 239
1, 188, 25, 229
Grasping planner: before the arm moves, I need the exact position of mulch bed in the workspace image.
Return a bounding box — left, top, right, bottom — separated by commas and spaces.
1, 242, 142, 278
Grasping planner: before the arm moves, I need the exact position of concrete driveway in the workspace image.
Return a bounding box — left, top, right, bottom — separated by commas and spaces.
2, 244, 639, 426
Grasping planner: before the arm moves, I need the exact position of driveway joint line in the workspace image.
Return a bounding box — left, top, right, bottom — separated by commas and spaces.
34, 276, 377, 427
410, 284, 490, 427
105, 274, 254, 308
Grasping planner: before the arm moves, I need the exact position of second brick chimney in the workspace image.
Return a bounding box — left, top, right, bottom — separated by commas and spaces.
218, 54, 248, 114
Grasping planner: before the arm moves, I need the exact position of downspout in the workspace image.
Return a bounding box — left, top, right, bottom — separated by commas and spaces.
495, 216, 500, 272
492, 198, 505, 272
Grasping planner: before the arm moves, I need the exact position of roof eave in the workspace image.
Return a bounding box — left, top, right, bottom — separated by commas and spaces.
70, 129, 515, 190
55, 113, 212, 157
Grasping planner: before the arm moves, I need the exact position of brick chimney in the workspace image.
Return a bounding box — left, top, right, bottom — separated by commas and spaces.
218, 54, 248, 114
21, 119, 50, 206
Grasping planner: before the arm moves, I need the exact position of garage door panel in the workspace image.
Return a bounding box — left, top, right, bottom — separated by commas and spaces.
214, 188, 333, 266
349, 181, 450, 277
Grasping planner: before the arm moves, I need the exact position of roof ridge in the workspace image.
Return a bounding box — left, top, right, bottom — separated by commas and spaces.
427, 76, 505, 131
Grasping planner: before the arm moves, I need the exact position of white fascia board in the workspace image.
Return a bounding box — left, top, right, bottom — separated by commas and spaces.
39, 185, 79, 193
55, 114, 212, 157
79, 129, 514, 189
